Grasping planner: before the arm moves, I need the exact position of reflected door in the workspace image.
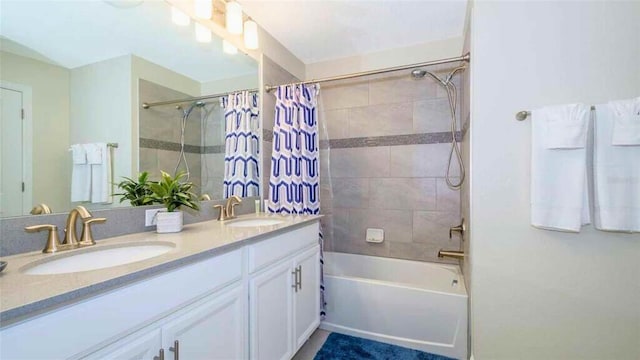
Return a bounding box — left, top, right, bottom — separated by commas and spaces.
0, 87, 24, 217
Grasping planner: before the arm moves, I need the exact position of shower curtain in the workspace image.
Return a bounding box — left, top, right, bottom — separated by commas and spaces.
268, 84, 326, 317
222, 91, 260, 198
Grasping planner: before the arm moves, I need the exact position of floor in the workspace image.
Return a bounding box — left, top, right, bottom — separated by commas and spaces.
292, 329, 331, 360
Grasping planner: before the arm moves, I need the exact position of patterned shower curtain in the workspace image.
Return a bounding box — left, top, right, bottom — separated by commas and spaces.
222, 91, 260, 198
268, 84, 326, 318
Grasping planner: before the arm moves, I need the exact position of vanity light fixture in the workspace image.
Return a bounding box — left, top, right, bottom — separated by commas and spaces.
195, 23, 212, 43
194, 0, 213, 19
243, 19, 259, 50
171, 6, 190, 26
223, 39, 238, 55
225, 1, 243, 35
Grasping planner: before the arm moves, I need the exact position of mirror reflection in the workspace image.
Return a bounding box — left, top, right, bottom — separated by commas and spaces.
0, 0, 259, 218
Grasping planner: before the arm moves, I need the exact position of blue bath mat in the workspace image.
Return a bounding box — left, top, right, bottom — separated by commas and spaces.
314, 333, 455, 360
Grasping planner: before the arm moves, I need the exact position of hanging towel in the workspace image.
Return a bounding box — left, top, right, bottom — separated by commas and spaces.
70, 144, 90, 202
609, 97, 640, 146
84, 143, 103, 164
90, 143, 113, 204
531, 104, 590, 232
593, 103, 640, 232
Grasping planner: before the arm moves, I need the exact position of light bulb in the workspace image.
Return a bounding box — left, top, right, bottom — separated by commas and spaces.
223, 40, 238, 55
171, 6, 190, 26
243, 20, 259, 50
195, 23, 212, 43
226, 1, 243, 35
194, 0, 212, 19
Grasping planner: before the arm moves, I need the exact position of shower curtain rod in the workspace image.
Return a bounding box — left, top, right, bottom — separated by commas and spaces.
142, 87, 259, 109
265, 52, 470, 92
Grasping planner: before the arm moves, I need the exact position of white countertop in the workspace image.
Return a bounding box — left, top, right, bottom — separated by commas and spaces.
0, 213, 321, 326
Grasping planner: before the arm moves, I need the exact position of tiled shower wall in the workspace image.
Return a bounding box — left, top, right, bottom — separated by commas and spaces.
320, 68, 464, 264
139, 79, 226, 198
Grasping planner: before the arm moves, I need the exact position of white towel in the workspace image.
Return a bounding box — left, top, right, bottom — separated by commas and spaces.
90, 143, 113, 204
70, 144, 90, 202
531, 104, 591, 232
85, 143, 103, 164
540, 104, 590, 149
609, 97, 640, 146
593, 104, 640, 232
70, 144, 86, 164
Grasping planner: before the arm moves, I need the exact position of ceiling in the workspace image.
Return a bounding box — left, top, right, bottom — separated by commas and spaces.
239, 0, 468, 64
0, 1, 257, 83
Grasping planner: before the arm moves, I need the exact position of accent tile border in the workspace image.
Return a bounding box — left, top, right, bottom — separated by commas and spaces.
140, 138, 224, 154
264, 130, 462, 149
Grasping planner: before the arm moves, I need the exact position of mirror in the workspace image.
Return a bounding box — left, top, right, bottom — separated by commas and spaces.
0, 0, 260, 218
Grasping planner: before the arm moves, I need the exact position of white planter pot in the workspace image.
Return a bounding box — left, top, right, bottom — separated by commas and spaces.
156, 211, 183, 233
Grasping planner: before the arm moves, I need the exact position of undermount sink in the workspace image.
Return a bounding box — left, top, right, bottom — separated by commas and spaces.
21, 241, 175, 275
226, 218, 285, 228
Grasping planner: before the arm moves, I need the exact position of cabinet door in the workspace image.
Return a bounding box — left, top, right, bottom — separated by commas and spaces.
249, 260, 294, 360
82, 328, 162, 360
162, 284, 247, 360
293, 245, 321, 351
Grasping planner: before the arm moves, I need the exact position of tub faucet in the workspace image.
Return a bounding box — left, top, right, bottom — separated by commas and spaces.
438, 250, 465, 260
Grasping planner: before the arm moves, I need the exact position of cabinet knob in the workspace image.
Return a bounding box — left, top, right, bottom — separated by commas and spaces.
169, 340, 179, 360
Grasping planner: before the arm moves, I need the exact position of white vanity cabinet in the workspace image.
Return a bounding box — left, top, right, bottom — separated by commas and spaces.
0, 220, 321, 360
248, 224, 321, 360
85, 284, 246, 360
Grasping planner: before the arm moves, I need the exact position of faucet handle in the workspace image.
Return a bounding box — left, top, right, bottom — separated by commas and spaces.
214, 204, 227, 221
25, 224, 60, 253
79, 217, 106, 246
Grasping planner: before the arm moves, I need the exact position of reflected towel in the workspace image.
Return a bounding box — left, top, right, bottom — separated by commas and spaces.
85, 143, 103, 164
90, 143, 112, 204
71, 144, 90, 202
609, 97, 640, 146
593, 104, 640, 232
531, 104, 590, 232
70, 144, 86, 164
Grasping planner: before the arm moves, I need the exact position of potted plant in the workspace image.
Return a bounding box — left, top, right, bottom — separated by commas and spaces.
114, 171, 155, 206
149, 171, 199, 233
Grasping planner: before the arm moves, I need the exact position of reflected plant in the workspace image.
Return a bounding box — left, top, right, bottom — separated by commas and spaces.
115, 171, 155, 206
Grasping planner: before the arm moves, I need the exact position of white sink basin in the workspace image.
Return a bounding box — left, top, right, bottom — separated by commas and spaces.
22, 242, 175, 275
226, 218, 285, 228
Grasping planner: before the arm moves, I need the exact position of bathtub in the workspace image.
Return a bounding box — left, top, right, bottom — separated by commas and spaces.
320, 252, 468, 360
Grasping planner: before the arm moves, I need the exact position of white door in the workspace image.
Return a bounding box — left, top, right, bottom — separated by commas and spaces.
0, 87, 24, 217
162, 284, 247, 360
249, 260, 294, 360
82, 328, 162, 360
293, 245, 321, 350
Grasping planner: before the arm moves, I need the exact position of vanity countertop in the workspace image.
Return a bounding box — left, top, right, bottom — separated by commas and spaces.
0, 213, 321, 327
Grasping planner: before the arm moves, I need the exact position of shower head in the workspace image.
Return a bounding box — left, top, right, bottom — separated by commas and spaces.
411, 69, 427, 79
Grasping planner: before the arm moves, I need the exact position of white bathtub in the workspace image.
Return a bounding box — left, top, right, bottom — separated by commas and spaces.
320, 252, 468, 360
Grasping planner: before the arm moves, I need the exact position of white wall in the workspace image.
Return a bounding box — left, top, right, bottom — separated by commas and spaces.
0, 51, 71, 213
305, 37, 463, 79
70, 55, 132, 208
469, 1, 640, 359
200, 74, 259, 95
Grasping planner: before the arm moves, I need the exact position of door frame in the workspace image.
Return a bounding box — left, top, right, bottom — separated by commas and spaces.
1, 81, 33, 215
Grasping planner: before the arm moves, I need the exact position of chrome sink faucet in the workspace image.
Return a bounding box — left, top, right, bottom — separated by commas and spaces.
214, 195, 242, 221
24, 206, 107, 253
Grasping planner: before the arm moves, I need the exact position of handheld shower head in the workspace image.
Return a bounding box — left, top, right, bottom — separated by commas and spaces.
411, 69, 427, 79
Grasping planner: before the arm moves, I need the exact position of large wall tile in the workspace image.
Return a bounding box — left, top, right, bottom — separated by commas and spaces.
320, 109, 349, 139
320, 81, 369, 110
369, 178, 436, 210
331, 178, 369, 209
330, 147, 390, 178
413, 98, 452, 133
413, 211, 461, 243
348, 209, 413, 243
369, 75, 438, 105
389, 242, 457, 264
389, 143, 460, 178
436, 178, 461, 213
333, 238, 390, 257
348, 102, 413, 137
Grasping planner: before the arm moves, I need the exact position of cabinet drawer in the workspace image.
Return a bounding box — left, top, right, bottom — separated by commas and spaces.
247, 222, 319, 274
